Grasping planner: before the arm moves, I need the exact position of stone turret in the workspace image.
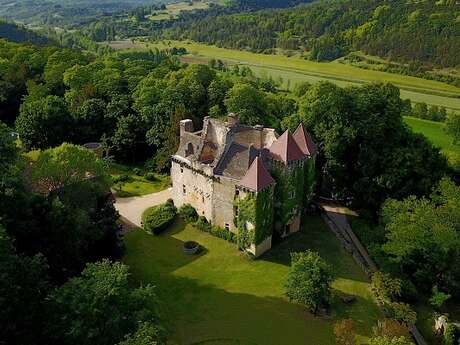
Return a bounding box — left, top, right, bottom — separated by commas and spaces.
180, 119, 194, 137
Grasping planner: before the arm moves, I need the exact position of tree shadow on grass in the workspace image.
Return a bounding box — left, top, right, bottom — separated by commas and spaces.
158, 275, 377, 345
261, 215, 370, 283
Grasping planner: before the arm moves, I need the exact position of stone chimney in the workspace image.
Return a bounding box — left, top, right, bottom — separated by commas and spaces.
227, 113, 240, 126
180, 119, 194, 137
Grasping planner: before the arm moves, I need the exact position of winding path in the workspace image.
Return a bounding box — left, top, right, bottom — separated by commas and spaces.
114, 188, 172, 227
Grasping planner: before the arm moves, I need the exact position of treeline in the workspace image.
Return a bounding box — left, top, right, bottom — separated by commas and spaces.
0, 21, 50, 45
160, 0, 460, 68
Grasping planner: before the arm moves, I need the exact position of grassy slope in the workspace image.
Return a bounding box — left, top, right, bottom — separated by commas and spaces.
404, 117, 460, 157
124, 216, 380, 345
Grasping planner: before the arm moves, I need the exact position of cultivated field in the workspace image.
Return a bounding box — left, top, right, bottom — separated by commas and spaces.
147, 1, 215, 21
117, 40, 460, 111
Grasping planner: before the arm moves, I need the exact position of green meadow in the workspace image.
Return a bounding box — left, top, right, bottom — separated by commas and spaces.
124, 216, 381, 345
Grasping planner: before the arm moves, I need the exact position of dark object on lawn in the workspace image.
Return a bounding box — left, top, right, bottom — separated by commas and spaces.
341, 295, 356, 304
183, 241, 200, 255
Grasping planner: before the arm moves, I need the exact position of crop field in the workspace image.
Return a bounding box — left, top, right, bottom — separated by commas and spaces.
124, 40, 460, 111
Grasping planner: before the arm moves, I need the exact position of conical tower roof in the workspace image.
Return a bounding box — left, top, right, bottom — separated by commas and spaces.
293, 123, 317, 156
269, 129, 306, 163
239, 156, 275, 192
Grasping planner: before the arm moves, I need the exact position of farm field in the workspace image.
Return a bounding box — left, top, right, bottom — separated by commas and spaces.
124, 40, 460, 111
123, 216, 381, 345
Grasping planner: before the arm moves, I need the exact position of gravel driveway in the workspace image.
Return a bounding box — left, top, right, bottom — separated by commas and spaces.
114, 188, 172, 227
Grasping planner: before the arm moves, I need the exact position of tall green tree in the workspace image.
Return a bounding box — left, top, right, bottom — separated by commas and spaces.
15, 95, 72, 149
284, 250, 332, 314
47, 260, 162, 345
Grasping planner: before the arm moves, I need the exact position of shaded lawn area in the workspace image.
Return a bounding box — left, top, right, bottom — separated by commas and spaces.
110, 163, 170, 197
123, 216, 381, 345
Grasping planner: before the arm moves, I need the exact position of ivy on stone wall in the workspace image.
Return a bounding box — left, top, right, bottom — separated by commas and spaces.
303, 158, 316, 207
271, 161, 305, 234
236, 187, 274, 249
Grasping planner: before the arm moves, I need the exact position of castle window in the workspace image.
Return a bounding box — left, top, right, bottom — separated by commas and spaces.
202, 196, 205, 203
180, 167, 184, 173
185, 143, 194, 156
235, 189, 240, 196
182, 184, 186, 195
225, 223, 230, 231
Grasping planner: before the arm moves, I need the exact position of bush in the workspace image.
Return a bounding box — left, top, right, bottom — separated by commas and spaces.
133, 168, 142, 176
444, 323, 460, 345
142, 199, 177, 235
144, 172, 157, 182
193, 216, 237, 243
113, 174, 130, 184
178, 204, 198, 223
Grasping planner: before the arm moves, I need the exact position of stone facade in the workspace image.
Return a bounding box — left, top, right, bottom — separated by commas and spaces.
171, 114, 316, 257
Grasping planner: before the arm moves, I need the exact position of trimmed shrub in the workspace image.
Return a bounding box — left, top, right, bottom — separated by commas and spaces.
178, 204, 198, 223
144, 172, 157, 182
142, 200, 177, 235
444, 323, 460, 345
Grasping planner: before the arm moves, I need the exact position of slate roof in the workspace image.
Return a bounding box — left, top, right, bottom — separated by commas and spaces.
293, 123, 317, 156
215, 143, 260, 179
269, 130, 306, 163
239, 156, 275, 192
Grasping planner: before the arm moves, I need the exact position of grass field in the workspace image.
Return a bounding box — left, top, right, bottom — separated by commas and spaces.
110, 163, 170, 197
123, 216, 381, 345
147, 1, 215, 21
404, 117, 460, 158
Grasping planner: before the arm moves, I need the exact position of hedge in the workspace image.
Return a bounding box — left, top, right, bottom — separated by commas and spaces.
142, 199, 177, 235
194, 216, 237, 243
178, 204, 198, 223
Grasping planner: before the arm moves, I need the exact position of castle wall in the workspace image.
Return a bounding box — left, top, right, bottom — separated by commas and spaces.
212, 177, 237, 232
171, 160, 214, 221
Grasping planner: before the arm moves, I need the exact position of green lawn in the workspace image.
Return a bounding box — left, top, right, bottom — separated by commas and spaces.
148, 1, 212, 21
404, 117, 460, 159
110, 163, 170, 197
123, 216, 381, 345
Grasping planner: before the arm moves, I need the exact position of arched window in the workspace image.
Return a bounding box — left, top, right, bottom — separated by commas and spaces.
186, 143, 194, 156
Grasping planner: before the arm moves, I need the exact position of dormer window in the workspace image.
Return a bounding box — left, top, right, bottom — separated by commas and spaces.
185, 143, 194, 156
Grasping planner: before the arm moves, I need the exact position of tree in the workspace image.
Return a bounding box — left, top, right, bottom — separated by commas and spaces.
284, 250, 332, 314
111, 114, 149, 162
30, 143, 109, 192
429, 285, 451, 309
412, 103, 428, 119
224, 83, 268, 125
382, 178, 460, 294
73, 98, 107, 143
48, 260, 162, 345
374, 319, 411, 340
334, 319, 356, 345
445, 112, 460, 144
284, 82, 447, 212
15, 95, 72, 149
0, 225, 50, 345
117, 323, 166, 345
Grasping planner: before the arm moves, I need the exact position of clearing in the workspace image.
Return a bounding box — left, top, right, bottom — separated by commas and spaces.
110, 163, 170, 198
123, 216, 381, 345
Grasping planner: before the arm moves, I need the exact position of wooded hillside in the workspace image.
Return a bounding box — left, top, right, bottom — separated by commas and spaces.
162, 0, 460, 67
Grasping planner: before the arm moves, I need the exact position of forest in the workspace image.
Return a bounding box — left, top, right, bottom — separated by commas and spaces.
159, 0, 459, 68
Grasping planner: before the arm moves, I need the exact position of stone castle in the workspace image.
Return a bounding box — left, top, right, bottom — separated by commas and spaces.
171, 114, 316, 257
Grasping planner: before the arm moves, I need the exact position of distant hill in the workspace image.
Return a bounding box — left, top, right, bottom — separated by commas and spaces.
162, 0, 460, 68
0, 21, 49, 45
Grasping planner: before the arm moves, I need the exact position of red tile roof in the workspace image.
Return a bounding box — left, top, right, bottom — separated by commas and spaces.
269, 130, 306, 163
239, 156, 275, 192
293, 123, 317, 156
